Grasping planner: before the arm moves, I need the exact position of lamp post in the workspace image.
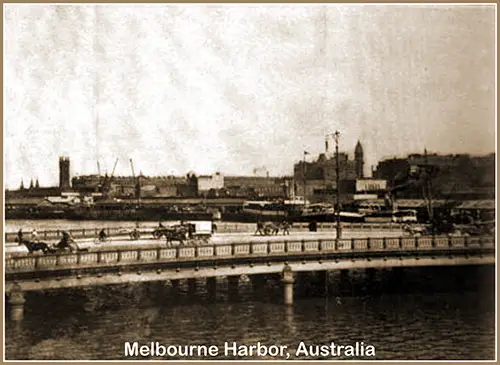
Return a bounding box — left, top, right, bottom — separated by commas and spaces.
325, 131, 341, 239
333, 131, 341, 239
303, 151, 309, 201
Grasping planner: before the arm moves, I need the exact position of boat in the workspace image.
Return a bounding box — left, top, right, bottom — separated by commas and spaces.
296, 202, 365, 223
234, 197, 308, 222
66, 201, 215, 221
360, 207, 419, 223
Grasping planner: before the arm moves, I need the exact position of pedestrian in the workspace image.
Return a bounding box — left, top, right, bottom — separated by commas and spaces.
254, 221, 264, 236
98, 228, 107, 242
308, 220, 317, 232
17, 228, 23, 244
31, 228, 38, 242
282, 220, 290, 235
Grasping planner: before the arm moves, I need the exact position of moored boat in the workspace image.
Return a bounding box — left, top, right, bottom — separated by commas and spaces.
234, 196, 308, 222
296, 202, 365, 223
66, 201, 214, 221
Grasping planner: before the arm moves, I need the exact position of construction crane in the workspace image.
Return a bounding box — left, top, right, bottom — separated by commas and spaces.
130, 158, 136, 179
101, 158, 119, 198
111, 158, 119, 177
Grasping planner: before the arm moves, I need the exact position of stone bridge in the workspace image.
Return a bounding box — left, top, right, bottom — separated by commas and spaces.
5, 235, 495, 320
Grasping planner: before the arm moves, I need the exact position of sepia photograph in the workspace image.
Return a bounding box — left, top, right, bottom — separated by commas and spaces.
3, 3, 496, 361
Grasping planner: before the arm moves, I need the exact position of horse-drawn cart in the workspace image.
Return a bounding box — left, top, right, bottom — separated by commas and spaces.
152, 221, 213, 246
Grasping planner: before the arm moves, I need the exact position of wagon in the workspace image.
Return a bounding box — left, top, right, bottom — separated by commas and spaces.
152, 221, 213, 245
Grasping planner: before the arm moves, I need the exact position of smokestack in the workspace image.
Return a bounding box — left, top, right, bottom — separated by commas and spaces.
325, 139, 329, 153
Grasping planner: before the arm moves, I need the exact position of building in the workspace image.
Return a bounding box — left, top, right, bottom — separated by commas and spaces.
71, 173, 198, 199
374, 152, 495, 200
354, 141, 364, 178
59, 157, 71, 191
197, 173, 224, 196
293, 141, 365, 203
223, 176, 293, 199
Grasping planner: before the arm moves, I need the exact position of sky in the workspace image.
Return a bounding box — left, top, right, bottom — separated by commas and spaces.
4, 4, 496, 189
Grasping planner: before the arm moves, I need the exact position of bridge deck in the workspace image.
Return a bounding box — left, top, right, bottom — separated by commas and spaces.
6, 235, 494, 274
6, 230, 408, 256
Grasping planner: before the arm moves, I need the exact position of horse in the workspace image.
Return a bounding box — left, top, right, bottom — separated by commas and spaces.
263, 222, 280, 236
52, 233, 78, 253
21, 240, 57, 255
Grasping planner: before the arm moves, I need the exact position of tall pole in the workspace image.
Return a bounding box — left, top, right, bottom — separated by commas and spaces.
334, 131, 341, 239
424, 149, 434, 233
303, 152, 307, 200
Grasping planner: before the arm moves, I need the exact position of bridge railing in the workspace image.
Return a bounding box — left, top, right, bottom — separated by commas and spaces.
5, 222, 407, 242
5, 235, 494, 273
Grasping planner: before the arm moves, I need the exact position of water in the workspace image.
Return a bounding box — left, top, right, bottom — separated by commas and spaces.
4, 220, 496, 360
5, 267, 495, 361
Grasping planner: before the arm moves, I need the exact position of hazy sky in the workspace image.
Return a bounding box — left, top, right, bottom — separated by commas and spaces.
4, 4, 496, 189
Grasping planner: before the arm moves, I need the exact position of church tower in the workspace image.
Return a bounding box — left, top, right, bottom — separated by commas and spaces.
354, 141, 364, 178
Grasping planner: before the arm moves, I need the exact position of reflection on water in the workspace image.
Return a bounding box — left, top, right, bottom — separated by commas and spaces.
5, 266, 495, 361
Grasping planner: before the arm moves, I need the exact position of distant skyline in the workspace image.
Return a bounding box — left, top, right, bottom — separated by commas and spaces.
4, 4, 496, 189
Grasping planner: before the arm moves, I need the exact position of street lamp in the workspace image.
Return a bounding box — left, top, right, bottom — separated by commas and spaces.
303, 151, 309, 201
327, 131, 341, 239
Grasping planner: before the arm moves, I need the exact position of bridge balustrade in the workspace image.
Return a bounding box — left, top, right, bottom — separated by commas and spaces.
139, 249, 158, 262
160, 249, 177, 260
385, 238, 400, 249
369, 238, 384, 250
269, 242, 286, 254
215, 245, 232, 256
319, 240, 336, 251
402, 238, 417, 249
434, 237, 450, 248
336, 239, 352, 251
450, 237, 465, 247
232, 244, 250, 256
5, 236, 495, 274
198, 246, 215, 257
250, 243, 268, 254
418, 237, 433, 248
354, 239, 368, 250
466, 237, 482, 247
179, 247, 196, 258
303, 241, 320, 251
286, 241, 302, 253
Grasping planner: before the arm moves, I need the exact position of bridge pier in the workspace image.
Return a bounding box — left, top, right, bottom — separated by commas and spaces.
388, 267, 405, 293
340, 269, 351, 295
171, 279, 180, 297
365, 268, 377, 294
282, 266, 294, 305
250, 275, 267, 297
317, 271, 328, 297
206, 277, 217, 300
228, 275, 240, 300
7, 285, 25, 321
187, 278, 197, 296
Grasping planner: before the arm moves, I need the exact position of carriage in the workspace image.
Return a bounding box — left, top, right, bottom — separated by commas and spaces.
152, 221, 213, 245
20, 231, 83, 255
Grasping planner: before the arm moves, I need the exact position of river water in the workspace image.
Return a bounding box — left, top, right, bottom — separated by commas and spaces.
4, 220, 497, 361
